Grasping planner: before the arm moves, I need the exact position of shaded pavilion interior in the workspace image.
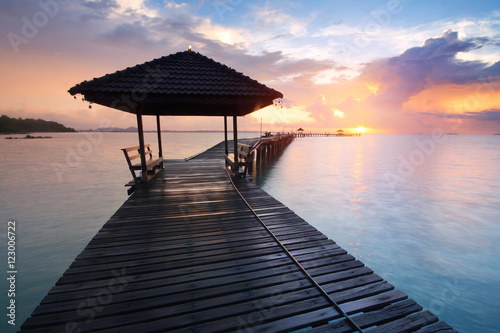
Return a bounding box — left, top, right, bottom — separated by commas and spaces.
68, 48, 283, 183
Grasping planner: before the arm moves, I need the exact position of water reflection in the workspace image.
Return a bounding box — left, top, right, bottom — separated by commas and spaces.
350, 147, 366, 206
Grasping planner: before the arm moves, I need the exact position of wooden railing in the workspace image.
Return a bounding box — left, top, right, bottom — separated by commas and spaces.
225, 142, 252, 177
226, 134, 294, 178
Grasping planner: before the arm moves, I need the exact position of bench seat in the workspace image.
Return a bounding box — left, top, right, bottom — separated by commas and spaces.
131, 156, 164, 170
122, 144, 163, 185
225, 142, 253, 177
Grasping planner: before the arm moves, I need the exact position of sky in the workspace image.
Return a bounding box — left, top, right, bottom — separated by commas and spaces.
1, 0, 500, 133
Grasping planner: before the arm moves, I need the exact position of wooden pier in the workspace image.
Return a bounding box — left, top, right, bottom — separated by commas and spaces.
293, 132, 361, 137
20, 140, 456, 332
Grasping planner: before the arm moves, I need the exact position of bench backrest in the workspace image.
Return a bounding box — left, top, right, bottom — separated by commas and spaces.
122, 144, 153, 162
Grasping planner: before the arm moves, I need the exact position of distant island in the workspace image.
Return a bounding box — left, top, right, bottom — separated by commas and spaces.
79, 127, 255, 133
5, 134, 52, 140
0, 115, 76, 133
81, 126, 138, 132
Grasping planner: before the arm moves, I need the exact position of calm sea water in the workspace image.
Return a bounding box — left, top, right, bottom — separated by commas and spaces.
0, 132, 498, 332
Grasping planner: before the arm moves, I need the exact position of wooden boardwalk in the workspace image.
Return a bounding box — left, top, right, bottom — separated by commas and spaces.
20, 141, 457, 332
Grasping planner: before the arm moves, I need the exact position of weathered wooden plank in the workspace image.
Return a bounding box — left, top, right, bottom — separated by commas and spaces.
295, 251, 353, 266
306, 259, 366, 278
288, 242, 342, 256
74, 228, 274, 261
55, 246, 286, 285
166, 299, 338, 333
242, 307, 342, 333
322, 273, 383, 295
97, 290, 325, 332
366, 310, 439, 332
71, 236, 280, 268
72, 236, 278, 266
306, 299, 424, 332
341, 289, 408, 315
46, 253, 292, 296
413, 321, 459, 333
26, 282, 320, 331
44, 262, 304, 305
65, 241, 282, 276
32, 270, 309, 320
331, 282, 395, 303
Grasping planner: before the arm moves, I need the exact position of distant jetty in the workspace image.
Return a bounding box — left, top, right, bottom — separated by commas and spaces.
293, 128, 361, 137
80, 126, 138, 132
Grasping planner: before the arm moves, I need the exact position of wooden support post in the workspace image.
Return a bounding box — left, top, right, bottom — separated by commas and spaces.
247, 153, 253, 176
156, 115, 163, 158
256, 148, 261, 170
233, 116, 239, 176
156, 115, 163, 169
224, 116, 228, 156
262, 145, 265, 164
136, 108, 148, 184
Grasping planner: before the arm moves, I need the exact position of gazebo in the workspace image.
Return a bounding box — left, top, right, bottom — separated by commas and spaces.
69, 48, 283, 183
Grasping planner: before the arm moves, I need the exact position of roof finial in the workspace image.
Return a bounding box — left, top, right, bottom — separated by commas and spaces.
188, 44, 192, 51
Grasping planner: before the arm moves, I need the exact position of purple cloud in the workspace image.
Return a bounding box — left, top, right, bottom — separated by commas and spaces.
361, 30, 500, 111
422, 109, 500, 123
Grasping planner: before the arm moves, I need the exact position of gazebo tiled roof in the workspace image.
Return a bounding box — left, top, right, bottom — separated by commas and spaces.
68, 50, 283, 116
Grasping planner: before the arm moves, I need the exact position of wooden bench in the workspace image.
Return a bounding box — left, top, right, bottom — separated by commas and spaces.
225, 142, 253, 177
122, 144, 163, 184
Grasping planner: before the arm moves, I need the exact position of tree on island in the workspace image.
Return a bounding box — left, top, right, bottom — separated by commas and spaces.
0, 115, 76, 133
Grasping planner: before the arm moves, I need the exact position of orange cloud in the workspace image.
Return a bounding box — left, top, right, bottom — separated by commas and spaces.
403, 82, 500, 115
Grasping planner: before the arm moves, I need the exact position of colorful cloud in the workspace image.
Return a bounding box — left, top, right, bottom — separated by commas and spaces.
0, 1, 499, 133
